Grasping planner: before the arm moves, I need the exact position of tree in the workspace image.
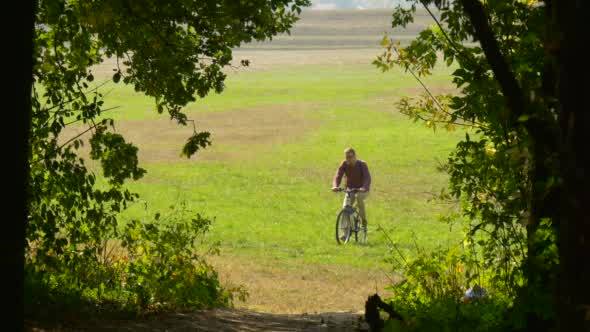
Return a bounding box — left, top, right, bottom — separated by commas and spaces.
23, 0, 310, 325
376, 0, 589, 330
544, 2, 590, 331
7, 1, 36, 331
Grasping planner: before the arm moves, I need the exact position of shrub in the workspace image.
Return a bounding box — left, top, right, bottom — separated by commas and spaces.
25, 202, 245, 320
381, 246, 511, 332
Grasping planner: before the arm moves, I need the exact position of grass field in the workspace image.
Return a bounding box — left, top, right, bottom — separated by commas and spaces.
80, 9, 466, 314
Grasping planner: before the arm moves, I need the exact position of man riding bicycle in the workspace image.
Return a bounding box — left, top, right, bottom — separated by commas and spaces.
331, 147, 372, 231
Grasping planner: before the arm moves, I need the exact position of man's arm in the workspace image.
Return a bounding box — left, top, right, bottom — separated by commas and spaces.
332, 161, 345, 189
361, 162, 371, 191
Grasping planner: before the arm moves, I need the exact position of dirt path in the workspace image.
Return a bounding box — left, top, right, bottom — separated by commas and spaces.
27, 309, 368, 331
28, 257, 385, 331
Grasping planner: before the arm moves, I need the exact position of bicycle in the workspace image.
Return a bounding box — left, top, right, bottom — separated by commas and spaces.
334, 188, 367, 245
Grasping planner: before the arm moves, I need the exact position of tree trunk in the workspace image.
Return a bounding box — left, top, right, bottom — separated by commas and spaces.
1, 1, 35, 330
553, 2, 590, 331
460, 1, 590, 330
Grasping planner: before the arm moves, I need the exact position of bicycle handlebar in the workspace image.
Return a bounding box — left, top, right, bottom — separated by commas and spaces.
333, 187, 361, 193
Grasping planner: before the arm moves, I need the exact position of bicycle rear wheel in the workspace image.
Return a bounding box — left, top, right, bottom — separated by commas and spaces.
352, 214, 367, 245
357, 221, 367, 245
336, 210, 352, 244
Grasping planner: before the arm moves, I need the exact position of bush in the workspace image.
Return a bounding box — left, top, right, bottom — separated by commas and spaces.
25, 202, 245, 320
120, 203, 246, 310
380, 246, 511, 332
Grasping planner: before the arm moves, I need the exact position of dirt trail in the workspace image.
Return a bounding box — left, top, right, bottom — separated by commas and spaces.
209, 255, 392, 314
27, 309, 368, 331
27, 257, 384, 331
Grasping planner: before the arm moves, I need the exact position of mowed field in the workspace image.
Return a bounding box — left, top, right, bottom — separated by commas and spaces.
83, 9, 464, 314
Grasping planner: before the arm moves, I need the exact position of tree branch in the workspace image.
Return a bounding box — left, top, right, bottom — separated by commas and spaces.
459, 0, 526, 123
41, 78, 112, 113
57, 122, 102, 151
420, 1, 474, 66
186, 119, 197, 133
391, 46, 485, 128
393, 46, 446, 111
412, 112, 479, 128
63, 106, 120, 126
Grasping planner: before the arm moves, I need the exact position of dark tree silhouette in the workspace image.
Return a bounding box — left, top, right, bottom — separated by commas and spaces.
365, 293, 404, 331
549, 2, 590, 331
375, 1, 590, 330
23, 0, 309, 327
7, 1, 36, 331
460, 1, 590, 330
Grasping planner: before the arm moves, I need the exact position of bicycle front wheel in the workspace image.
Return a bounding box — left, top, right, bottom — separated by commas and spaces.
336, 210, 352, 244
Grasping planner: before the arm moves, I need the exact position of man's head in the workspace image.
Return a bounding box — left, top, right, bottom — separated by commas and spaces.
344, 147, 357, 165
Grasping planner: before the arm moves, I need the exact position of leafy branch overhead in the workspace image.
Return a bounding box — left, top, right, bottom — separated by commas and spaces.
29, 0, 310, 314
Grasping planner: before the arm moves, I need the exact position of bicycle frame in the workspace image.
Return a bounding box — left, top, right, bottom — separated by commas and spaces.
339, 189, 362, 230
342, 191, 358, 214
334, 188, 366, 244
339, 188, 360, 208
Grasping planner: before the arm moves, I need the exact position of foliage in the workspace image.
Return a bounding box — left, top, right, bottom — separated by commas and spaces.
120, 203, 247, 311
382, 246, 510, 332
374, 0, 559, 326
28, 0, 309, 317
25, 202, 246, 318
181, 131, 212, 158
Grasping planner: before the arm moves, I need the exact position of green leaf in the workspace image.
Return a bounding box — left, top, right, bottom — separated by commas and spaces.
181, 131, 212, 158
380, 35, 390, 48
383, 319, 404, 332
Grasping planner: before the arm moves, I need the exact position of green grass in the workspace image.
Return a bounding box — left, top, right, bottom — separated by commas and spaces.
107, 61, 465, 272
102, 63, 455, 120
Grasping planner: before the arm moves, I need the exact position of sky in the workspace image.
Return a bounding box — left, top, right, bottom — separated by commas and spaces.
310, 0, 404, 9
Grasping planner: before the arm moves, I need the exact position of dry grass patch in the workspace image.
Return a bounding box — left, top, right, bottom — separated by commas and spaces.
230, 48, 384, 72
91, 48, 385, 77
208, 254, 394, 314
61, 104, 322, 164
